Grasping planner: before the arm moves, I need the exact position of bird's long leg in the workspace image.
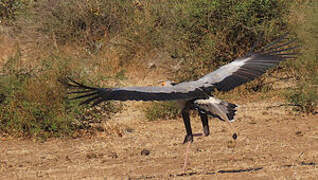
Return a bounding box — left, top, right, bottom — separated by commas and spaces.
182, 107, 192, 172
182, 107, 193, 144
199, 112, 210, 136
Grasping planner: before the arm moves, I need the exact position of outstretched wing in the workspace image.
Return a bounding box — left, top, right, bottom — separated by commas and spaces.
63, 78, 204, 106
63, 35, 299, 105
195, 35, 300, 91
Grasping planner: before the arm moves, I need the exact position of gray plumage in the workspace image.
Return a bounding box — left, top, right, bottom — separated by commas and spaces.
63, 35, 299, 144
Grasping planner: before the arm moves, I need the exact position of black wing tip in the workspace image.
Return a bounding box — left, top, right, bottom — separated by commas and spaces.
245, 35, 301, 64
58, 77, 79, 88
58, 77, 71, 87
61, 77, 109, 106
59, 77, 97, 90
253, 34, 300, 56
211, 33, 300, 92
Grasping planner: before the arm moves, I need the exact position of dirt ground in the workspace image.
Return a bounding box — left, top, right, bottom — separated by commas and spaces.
1, 99, 317, 179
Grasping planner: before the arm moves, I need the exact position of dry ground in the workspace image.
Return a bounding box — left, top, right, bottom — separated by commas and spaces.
1, 99, 317, 179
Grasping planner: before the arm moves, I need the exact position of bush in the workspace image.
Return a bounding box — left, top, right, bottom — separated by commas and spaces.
33, 0, 134, 46
285, 0, 318, 113
24, 0, 291, 75
0, 49, 71, 138
119, 0, 291, 81
0, 48, 119, 138
0, 0, 31, 23
286, 81, 318, 113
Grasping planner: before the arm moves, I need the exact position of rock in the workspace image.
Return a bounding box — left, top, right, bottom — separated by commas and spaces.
108, 152, 118, 159
148, 62, 156, 69
65, 155, 71, 161
125, 128, 134, 133
227, 140, 236, 148
86, 152, 97, 159
141, 149, 150, 156
295, 131, 303, 137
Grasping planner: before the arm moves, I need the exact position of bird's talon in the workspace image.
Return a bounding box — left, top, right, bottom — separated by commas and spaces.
203, 126, 210, 136
183, 135, 193, 144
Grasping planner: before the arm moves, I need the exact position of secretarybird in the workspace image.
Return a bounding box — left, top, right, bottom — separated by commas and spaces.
63, 35, 298, 170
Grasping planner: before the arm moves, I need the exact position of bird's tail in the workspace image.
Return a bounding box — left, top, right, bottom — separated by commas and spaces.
194, 97, 238, 122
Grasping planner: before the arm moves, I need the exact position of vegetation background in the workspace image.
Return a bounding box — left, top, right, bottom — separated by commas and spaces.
0, 0, 317, 139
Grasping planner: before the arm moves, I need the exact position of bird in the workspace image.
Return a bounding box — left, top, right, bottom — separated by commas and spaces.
62, 34, 299, 171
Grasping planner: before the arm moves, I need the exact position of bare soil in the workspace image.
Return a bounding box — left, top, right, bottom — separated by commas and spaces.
1, 99, 317, 179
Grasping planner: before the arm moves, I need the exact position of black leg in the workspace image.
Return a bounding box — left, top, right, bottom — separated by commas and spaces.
199, 112, 210, 136
182, 107, 193, 144
181, 106, 193, 172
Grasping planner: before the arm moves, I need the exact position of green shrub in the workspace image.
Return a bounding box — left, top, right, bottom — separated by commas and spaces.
0, 48, 119, 138
285, 0, 318, 113
0, 0, 31, 23
170, 0, 290, 81
112, 0, 291, 81
33, 0, 134, 45
21, 1, 291, 73
286, 81, 318, 113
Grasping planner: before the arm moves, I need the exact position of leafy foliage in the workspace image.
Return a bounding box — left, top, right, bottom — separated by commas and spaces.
286, 82, 318, 113
0, 0, 31, 23
27, 0, 291, 73
0, 49, 119, 138
285, 0, 318, 113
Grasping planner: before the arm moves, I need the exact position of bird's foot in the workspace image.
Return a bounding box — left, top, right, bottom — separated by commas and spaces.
203, 126, 210, 136
183, 134, 193, 144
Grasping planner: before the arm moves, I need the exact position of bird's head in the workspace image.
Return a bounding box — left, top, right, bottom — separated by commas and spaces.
160, 80, 175, 87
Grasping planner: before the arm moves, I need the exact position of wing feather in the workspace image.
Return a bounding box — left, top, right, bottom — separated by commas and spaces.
80, 95, 102, 105
63, 78, 205, 105
195, 36, 299, 92
71, 92, 100, 100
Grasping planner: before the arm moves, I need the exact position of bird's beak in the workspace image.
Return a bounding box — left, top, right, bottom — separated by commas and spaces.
158, 80, 166, 86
